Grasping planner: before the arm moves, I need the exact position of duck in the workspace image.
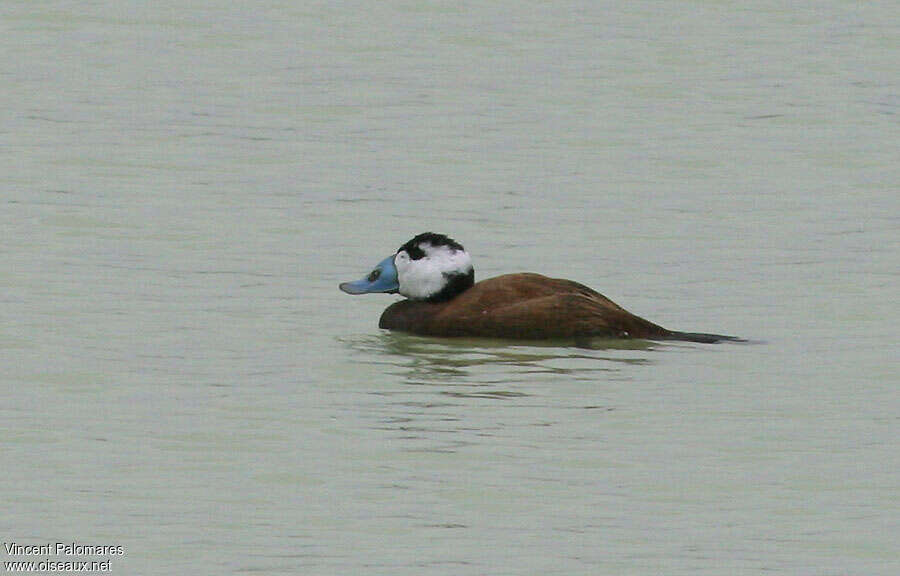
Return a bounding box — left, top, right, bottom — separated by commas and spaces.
339, 233, 741, 343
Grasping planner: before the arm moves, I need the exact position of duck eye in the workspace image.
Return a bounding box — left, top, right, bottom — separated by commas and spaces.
367, 268, 381, 282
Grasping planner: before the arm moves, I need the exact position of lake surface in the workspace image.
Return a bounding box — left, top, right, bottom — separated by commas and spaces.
2, 1, 898, 574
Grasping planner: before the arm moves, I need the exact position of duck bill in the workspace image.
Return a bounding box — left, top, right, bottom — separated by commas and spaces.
339, 255, 399, 295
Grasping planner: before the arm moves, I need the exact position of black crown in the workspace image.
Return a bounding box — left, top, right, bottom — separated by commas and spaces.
397, 232, 465, 260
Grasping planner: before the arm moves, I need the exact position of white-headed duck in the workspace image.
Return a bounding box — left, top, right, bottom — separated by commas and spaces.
340, 233, 741, 343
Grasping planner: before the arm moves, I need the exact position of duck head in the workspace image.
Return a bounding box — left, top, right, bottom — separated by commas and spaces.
340, 232, 475, 302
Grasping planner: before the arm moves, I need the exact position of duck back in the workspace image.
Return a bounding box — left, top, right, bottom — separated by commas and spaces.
379, 273, 673, 340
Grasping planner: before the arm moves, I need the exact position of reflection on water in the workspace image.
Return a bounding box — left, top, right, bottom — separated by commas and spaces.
337, 333, 652, 453
338, 332, 654, 453
339, 332, 655, 390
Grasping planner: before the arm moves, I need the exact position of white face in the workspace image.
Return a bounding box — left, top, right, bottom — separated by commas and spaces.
394, 242, 473, 300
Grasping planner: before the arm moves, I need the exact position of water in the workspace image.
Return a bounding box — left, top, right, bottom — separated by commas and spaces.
2, 1, 898, 574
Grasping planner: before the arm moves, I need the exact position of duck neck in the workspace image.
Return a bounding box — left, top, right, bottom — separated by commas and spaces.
425, 268, 475, 303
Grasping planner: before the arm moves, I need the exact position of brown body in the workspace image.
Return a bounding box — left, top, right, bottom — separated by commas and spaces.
379, 273, 673, 340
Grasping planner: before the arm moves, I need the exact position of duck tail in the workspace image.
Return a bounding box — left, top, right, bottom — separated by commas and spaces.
664, 331, 746, 344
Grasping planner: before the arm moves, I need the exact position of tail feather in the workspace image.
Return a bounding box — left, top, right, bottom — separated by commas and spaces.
664, 331, 745, 344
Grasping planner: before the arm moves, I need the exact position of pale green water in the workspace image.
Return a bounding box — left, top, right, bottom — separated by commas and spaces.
2, 1, 898, 574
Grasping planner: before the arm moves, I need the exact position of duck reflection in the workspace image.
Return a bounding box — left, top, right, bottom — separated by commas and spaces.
339, 332, 654, 393
337, 333, 653, 453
